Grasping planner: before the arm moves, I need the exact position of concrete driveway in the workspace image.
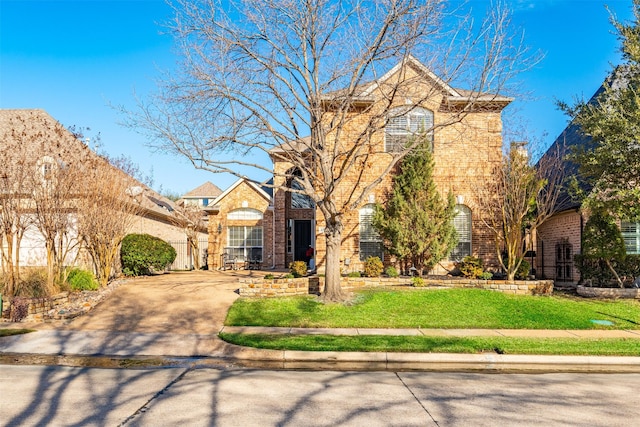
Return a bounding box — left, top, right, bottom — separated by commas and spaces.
60, 270, 258, 335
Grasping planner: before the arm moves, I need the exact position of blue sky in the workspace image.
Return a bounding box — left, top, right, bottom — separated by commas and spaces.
0, 0, 635, 195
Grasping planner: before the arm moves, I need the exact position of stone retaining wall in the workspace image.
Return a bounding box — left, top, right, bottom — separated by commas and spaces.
577, 285, 640, 299
239, 276, 554, 297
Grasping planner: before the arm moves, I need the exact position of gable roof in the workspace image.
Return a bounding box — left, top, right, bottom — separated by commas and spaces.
182, 181, 223, 198
208, 177, 272, 211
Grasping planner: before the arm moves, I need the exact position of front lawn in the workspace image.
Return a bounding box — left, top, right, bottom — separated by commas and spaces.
225, 288, 640, 330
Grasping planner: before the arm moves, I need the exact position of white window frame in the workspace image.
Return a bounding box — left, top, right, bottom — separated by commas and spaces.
385, 107, 434, 153
450, 204, 472, 261
227, 208, 263, 220
359, 204, 383, 261
621, 222, 640, 255
226, 225, 263, 261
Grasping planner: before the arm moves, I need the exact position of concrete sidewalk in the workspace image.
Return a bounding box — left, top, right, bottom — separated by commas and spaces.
2, 326, 640, 373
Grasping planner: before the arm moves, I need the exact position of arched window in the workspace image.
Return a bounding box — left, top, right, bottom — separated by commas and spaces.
227, 208, 263, 220
288, 168, 315, 209
290, 178, 315, 209
359, 204, 383, 261
450, 205, 471, 261
385, 107, 434, 153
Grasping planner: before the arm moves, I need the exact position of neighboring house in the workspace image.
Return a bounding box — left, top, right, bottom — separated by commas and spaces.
204, 178, 274, 269
206, 57, 512, 273
0, 109, 206, 272
180, 181, 223, 208
536, 75, 640, 285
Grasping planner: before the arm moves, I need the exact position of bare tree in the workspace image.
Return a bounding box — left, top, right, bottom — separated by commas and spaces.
127, 0, 532, 300
170, 203, 206, 270
30, 145, 84, 292
0, 122, 36, 296
477, 142, 565, 280
75, 157, 147, 287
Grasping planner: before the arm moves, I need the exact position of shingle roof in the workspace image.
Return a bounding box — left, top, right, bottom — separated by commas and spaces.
0, 108, 180, 221
182, 181, 223, 198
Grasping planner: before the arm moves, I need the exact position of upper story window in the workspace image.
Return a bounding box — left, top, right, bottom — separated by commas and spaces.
621, 222, 640, 255
290, 178, 315, 209
450, 205, 471, 261
385, 107, 434, 153
228, 208, 263, 220
38, 156, 56, 181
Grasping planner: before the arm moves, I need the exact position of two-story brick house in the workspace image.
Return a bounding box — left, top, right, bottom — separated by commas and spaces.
207, 57, 511, 273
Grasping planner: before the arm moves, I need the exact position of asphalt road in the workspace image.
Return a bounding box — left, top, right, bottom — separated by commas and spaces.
1, 366, 639, 426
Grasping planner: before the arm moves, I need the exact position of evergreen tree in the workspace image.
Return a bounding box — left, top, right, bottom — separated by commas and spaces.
581, 210, 627, 287
561, 0, 640, 220
372, 142, 457, 273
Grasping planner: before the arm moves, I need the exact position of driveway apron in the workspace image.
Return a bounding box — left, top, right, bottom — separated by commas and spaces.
61, 270, 252, 335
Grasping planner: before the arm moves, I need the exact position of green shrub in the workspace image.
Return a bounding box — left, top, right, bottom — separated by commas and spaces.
67, 268, 99, 291
515, 259, 531, 280
121, 233, 177, 276
264, 274, 275, 280
456, 256, 484, 279
480, 271, 493, 280
363, 256, 384, 277
385, 266, 399, 278
575, 254, 640, 286
289, 261, 307, 278
347, 271, 362, 277
411, 277, 425, 287
282, 273, 295, 279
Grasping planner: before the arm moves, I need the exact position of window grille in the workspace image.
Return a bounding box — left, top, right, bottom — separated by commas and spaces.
450, 205, 472, 261
621, 222, 640, 255
226, 226, 263, 261
359, 204, 383, 261
385, 107, 434, 153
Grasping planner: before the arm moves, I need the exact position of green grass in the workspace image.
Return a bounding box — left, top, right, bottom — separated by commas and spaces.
225, 288, 640, 330
220, 333, 640, 356
0, 329, 34, 337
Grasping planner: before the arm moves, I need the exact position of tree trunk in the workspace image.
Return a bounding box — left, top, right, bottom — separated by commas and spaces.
605, 259, 625, 288
322, 221, 344, 302
2, 234, 16, 296
190, 238, 200, 270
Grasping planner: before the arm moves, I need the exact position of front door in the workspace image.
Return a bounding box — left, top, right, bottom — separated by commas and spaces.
294, 220, 312, 262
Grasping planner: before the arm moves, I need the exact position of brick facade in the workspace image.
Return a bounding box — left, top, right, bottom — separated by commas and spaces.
208, 59, 509, 274
206, 179, 273, 269
535, 209, 583, 284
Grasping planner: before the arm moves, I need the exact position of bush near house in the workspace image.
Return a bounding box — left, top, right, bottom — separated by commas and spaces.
576, 254, 640, 287
363, 256, 384, 277
385, 266, 399, 278
121, 233, 177, 276
66, 268, 99, 291
456, 256, 485, 279
289, 261, 307, 278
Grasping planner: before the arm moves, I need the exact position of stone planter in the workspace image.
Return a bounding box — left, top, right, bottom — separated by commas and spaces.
577, 285, 640, 299
239, 276, 554, 298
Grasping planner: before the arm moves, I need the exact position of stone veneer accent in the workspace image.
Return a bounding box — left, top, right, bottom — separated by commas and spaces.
577, 285, 640, 299
239, 277, 554, 297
